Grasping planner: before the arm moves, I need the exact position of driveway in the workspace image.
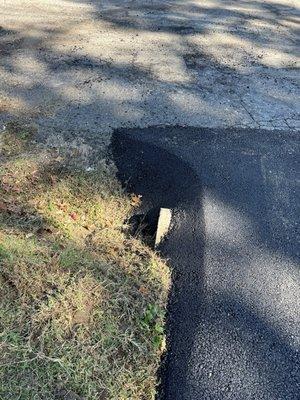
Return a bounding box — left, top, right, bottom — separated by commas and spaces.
0, 0, 299, 146
113, 126, 300, 399
1, 1, 299, 399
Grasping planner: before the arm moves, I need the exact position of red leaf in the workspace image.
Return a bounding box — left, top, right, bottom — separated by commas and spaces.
69, 212, 78, 221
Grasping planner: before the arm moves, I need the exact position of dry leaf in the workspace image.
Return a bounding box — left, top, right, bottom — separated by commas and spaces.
130, 194, 142, 207
69, 212, 78, 221
138, 286, 149, 296
58, 203, 68, 212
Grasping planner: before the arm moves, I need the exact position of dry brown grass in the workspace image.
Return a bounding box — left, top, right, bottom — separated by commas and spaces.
0, 122, 170, 399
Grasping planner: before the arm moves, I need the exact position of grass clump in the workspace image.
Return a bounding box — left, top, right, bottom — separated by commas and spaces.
0, 124, 170, 399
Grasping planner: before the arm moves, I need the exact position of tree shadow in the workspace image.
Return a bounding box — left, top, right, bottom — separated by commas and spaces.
1, 0, 299, 398
1, 0, 299, 132
77, 0, 299, 54
112, 127, 300, 399
112, 129, 205, 398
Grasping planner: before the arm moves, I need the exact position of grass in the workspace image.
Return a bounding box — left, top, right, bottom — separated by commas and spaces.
0, 122, 170, 399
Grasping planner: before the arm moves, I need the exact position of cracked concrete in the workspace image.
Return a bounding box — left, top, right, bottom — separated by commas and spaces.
0, 0, 299, 151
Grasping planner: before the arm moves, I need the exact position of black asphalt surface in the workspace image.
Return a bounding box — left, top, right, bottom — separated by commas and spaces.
112, 126, 300, 400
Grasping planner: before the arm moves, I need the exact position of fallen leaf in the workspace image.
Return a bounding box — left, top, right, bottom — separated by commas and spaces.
58, 203, 68, 212
138, 286, 149, 296
130, 194, 142, 207
69, 212, 78, 221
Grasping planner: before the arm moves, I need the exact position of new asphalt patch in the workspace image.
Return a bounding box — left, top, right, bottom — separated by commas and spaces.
112, 126, 300, 400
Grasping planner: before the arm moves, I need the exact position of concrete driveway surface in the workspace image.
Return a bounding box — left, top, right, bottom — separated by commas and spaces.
0, 0, 299, 145
1, 0, 299, 399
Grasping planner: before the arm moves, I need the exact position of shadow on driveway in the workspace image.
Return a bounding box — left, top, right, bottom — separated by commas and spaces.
112, 126, 300, 400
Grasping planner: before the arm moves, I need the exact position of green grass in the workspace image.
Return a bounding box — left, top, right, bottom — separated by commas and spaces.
0, 124, 170, 399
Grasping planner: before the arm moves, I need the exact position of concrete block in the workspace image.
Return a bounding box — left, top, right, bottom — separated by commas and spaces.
155, 208, 172, 247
